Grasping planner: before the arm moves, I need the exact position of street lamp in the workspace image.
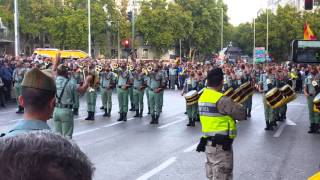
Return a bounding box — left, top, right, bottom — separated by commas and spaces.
14, 0, 19, 56
88, 0, 91, 57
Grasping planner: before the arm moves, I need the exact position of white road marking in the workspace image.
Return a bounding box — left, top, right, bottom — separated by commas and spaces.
273, 119, 297, 138
103, 122, 122, 128
253, 104, 262, 111
136, 157, 177, 180
158, 118, 186, 129
183, 143, 198, 153
0, 110, 16, 115
74, 128, 100, 136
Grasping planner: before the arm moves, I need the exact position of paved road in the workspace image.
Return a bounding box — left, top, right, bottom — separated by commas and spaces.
0, 90, 319, 180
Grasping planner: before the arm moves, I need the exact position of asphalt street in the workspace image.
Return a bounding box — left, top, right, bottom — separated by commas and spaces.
0, 90, 319, 180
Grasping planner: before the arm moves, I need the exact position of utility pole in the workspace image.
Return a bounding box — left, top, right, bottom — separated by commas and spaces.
131, 0, 136, 60
253, 18, 256, 63
88, 0, 91, 57
221, 8, 224, 51
266, 9, 269, 63
117, 20, 120, 62
179, 39, 182, 62
14, 0, 19, 57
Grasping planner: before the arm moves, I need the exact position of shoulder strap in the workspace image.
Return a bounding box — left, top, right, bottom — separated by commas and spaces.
56, 79, 70, 104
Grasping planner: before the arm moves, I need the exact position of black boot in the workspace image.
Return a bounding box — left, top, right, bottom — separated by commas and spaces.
264, 121, 273, 131
100, 106, 104, 110
134, 109, 140, 117
190, 119, 195, 127
150, 115, 155, 124
271, 121, 277, 127
315, 124, 320, 134
154, 115, 159, 124
85, 111, 94, 121
247, 109, 251, 118
117, 113, 123, 121
107, 109, 111, 117
16, 106, 24, 114
187, 118, 192, 126
103, 109, 108, 117
73, 108, 79, 116
123, 112, 127, 121
129, 104, 135, 111
148, 108, 151, 114
139, 110, 143, 117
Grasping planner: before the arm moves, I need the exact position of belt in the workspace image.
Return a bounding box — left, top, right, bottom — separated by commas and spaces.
55, 103, 73, 109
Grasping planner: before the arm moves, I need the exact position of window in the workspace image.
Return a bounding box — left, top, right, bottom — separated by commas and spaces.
142, 49, 148, 59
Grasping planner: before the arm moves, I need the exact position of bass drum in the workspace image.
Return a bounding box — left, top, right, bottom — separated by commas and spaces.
184, 90, 199, 105
265, 88, 285, 109
280, 85, 296, 105
313, 93, 320, 113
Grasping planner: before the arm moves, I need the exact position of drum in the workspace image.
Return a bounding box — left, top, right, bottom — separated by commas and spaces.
235, 82, 255, 104
313, 93, 320, 113
265, 88, 285, 109
184, 90, 199, 105
224, 88, 234, 97
280, 85, 296, 105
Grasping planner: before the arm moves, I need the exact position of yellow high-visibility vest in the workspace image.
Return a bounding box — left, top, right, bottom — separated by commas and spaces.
198, 88, 237, 139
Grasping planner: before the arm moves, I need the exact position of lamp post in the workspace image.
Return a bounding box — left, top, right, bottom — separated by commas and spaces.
88, 0, 91, 57
14, 0, 19, 56
214, 8, 224, 51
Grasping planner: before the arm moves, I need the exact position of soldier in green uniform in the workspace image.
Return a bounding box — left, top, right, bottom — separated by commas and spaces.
159, 63, 167, 113
12, 61, 27, 114
144, 70, 151, 114
85, 67, 98, 121
304, 66, 320, 134
148, 64, 166, 124
243, 66, 253, 118
169, 64, 178, 90
70, 66, 81, 116
182, 71, 198, 127
275, 66, 289, 121
53, 64, 92, 138
115, 62, 133, 121
5, 68, 56, 137
100, 64, 116, 117
129, 67, 135, 111
259, 67, 277, 130
132, 66, 146, 117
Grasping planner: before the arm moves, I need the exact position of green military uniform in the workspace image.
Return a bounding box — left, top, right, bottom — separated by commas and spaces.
260, 73, 277, 130
53, 75, 78, 138
129, 70, 135, 111
70, 71, 81, 115
183, 77, 198, 126
148, 71, 165, 124
305, 74, 320, 133
243, 72, 253, 118
5, 68, 55, 137
132, 71, 146, 117
145, 76, 151, 114
100, 71, 116, 117
275, 72, 289, 121
116, 69, 133, 121
169, 67, 177, 89
13, 66, 26, 113
159, 69, 167, 112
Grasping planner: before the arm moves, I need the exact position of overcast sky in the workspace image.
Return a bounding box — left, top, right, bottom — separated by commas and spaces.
225, 0, 267, 26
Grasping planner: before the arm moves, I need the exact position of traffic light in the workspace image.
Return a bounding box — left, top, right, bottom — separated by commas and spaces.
305, 0, 313, 10
124, 39, 130, 49
127, 11, 132, 21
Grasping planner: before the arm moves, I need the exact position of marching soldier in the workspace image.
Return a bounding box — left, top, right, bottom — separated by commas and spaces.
275, 66, 289, 121
259, 67, 277, 130
196, 68, 246, 180
304, 66, 320, 134
129, 66, 135, 112
159, 63, 167, 113
70, 65, 81, 116
84, 66, 98, 121
100, 64, 116, 118
182, 70, 198, 127
145, 69, 152, 115
243, 65, 253, 118
148, 63, 166, 124
169, 64, 178, 90
132, 66, 146, 117
115, 62, 133, 121
53, 64, 92, 139
13, 61, 27, 114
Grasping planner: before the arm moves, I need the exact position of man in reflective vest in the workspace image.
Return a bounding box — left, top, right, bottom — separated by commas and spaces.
197, 68, 246, 180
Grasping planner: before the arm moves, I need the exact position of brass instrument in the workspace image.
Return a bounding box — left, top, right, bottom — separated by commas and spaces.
95, 65, 103, 72
313, 93, 320, 113
111, 63, 119, 71
147, 66, 153, 72
128, 65, 135, 71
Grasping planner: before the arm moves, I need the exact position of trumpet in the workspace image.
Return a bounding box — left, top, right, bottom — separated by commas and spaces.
95, 65, 103, 73
147, 66, 153, 72
111, 63, 119, 71
127, 65, 135, 71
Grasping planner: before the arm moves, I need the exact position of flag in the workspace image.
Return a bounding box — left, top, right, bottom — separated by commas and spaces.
304, 22, 317, 40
